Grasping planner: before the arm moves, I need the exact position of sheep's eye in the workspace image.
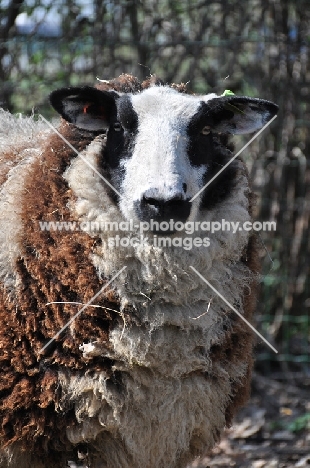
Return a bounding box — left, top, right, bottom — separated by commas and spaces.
113, 122, 123, 132
201, 126, 211, 135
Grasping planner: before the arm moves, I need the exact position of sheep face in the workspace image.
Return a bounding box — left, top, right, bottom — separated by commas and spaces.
50, 85, 277, 232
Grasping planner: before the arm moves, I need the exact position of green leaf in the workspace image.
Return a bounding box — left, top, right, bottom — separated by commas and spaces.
221, 89, 235, 96
287, 413, 310, 433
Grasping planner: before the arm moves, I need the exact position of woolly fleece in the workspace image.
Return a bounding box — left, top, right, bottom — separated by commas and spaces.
0, 76, 259, 468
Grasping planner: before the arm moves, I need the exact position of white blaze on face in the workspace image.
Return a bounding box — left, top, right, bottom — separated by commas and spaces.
118, 87, 218, 222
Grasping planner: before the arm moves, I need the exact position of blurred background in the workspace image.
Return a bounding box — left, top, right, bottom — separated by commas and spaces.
0, 1, 309, 460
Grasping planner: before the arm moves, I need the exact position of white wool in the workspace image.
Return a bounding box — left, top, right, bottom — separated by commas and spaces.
0, 156, 36, 289
0, 111, 52, 290
57, 343, 250, 468
0, 109, 49, 155
58, 367, 235, 468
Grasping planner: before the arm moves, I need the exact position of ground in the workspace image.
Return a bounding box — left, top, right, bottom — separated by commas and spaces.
190, 372, 310, 468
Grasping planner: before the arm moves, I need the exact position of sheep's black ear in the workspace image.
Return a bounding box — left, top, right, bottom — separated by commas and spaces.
209, 96, 278, 135
49, 86, 118, 131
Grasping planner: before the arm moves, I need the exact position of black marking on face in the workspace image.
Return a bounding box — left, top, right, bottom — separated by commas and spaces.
187, 104, 215, 166
187, 102, 238, 210
117, 95, 139, 133
102, 95, 138, 169
100, 95, 139, 203
200, 135, 238, 210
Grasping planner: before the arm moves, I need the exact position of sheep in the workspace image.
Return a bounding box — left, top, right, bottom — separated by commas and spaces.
0, 74, 278, 468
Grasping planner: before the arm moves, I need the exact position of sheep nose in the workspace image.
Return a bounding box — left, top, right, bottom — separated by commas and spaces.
143, 193, 184, 208
139, 188, 191, 229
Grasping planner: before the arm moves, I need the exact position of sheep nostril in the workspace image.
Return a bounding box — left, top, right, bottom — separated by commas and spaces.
182, 183, 187, 193
143, 196, 163, 208
143, 194, 184, 207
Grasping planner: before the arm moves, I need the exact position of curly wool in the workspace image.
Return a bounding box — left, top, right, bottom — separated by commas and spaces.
0, 76, 258, 468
